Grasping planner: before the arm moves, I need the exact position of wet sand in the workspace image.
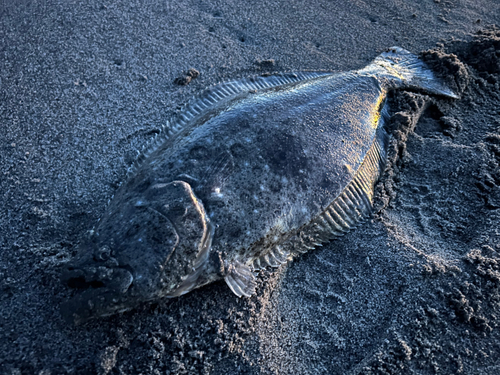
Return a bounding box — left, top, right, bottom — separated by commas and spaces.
1, 1, 500, 374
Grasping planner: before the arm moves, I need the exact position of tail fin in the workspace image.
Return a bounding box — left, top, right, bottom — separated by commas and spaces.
364, 47, 459, 99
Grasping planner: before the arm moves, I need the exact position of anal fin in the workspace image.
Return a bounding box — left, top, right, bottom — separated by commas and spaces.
287, 123, 389, 256
253, 245, 290, 270
224, 260, 257, 297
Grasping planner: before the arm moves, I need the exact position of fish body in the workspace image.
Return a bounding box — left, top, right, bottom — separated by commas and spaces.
62, 47, 457, 323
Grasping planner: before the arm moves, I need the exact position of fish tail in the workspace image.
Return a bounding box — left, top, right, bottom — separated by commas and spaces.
365, 46, 459, 99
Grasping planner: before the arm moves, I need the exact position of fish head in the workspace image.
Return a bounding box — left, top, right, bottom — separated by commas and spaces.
61, 180, 213, 324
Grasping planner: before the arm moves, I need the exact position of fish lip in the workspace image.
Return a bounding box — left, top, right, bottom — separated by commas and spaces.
61, 264, 135, 324
62, 262, 134, 292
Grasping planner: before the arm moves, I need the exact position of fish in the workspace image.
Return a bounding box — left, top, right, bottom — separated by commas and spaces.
61, 47, 458, 324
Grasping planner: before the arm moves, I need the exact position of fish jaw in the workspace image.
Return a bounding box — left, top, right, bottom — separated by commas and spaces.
61, 264, 135, 324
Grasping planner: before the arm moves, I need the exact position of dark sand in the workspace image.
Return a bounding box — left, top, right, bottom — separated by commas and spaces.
1, 1, 500, 374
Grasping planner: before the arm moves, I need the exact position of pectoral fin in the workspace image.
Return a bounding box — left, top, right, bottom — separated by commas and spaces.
224, 260, 257, 297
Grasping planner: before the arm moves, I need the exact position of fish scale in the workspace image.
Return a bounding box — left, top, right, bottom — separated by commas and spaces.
61, 47, 458, 324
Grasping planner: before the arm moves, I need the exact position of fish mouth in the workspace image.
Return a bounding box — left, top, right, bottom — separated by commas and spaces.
61, 264, 134, 324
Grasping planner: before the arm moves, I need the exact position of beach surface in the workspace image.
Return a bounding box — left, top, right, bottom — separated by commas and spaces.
1, 1, 500, 374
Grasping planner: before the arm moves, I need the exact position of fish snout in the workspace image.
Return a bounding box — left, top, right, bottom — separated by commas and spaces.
62, 262, 134, 294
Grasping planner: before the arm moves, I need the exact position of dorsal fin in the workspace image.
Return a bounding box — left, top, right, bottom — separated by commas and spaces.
126, 71, 332, 178
253, 104, 390, 270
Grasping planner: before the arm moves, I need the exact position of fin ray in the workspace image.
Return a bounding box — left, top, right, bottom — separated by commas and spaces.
225, 261, 257, 297
126, 72, 331, 177
362, 46, 459, 98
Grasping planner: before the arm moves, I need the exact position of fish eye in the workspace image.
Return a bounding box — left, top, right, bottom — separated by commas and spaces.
95, 245, 111, 261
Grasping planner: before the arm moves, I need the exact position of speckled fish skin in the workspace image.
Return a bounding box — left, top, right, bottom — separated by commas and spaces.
61, 47, 457, 323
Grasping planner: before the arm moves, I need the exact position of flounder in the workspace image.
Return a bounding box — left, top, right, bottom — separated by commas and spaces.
62, 47, 457, 323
